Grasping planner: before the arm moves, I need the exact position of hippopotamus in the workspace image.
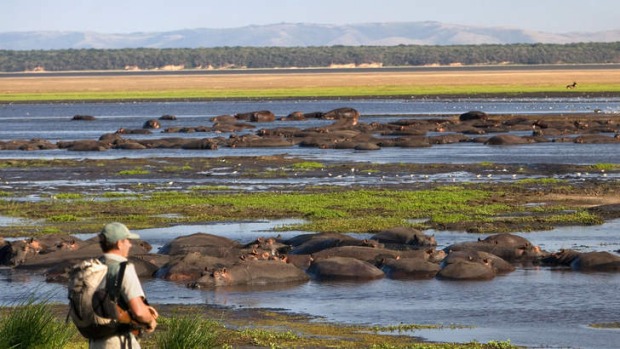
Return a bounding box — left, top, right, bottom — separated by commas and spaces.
285, 111, 305, 120
111, 139, 149, 150
379, 257, 440, 280
542, 249, 620, 272
30, 233, 81, 254
115, 127, 152, 135
0, 238, 40, 266
234, 110, 276, 122
228, 135, 295, 148
143, 119, 161, 129
243, 237, 290, 256
321, 107, 360, 122
306, 256, 384, 281
444, 233, 545, 263
155, 251, 237, 282
56, 140, 109, 151
43, 253, 165, 283
181, 138, 219, 150
484, 134, 533, 145
436, 258, 496, 281
311, 246, 401, 264
71, 114, 96, 121
191, 260, 309, 288
158, 233, 242, 256
159, 114, 177, 120
17, 236, 153, 271
398, 248, 447, 263
288, 233, 381, 255
441, 250, 515, 274
370, 227, 436, 249
459, 111, 488, 121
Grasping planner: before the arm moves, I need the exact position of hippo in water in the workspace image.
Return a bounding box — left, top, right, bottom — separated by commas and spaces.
436, 258, 496, 281
370, 227, 437, 249
379, 257, 441, 280
306, 256, 384, 281
444, 233, 545, 263
190, 260, 309, 288
542, 249, 620, 272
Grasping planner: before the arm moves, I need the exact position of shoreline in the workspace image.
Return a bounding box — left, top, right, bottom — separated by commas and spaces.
2, 91, 620, 105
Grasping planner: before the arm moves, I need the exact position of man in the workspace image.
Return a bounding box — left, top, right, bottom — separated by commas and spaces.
91, 222, 158, 349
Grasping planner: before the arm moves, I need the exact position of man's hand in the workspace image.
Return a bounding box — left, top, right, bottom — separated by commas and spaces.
148, 306, 159, 319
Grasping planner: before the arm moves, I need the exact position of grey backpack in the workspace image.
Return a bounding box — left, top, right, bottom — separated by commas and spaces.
67, 258, 129, 339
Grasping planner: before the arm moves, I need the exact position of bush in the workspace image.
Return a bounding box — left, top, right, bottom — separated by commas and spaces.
155, 315, 220, 349
0, 297, 74, 349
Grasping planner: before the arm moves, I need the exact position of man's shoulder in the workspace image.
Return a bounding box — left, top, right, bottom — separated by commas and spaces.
103, 253, 129, 263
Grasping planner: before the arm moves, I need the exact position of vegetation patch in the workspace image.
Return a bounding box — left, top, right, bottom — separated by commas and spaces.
291, 161, 325, 170
589, 322, 620, 329
118, 167, 151, 175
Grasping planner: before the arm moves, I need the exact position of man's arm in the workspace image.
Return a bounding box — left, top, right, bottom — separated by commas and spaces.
128, 296, 158, 332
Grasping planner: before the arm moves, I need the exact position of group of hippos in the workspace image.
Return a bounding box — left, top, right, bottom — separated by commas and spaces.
3, 227, 620, 289
1, 107, 620, 152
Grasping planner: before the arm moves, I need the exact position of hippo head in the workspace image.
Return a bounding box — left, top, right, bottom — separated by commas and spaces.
411, 234, 437, 247
362, 239, 384, 248
1, 239, 38, 266
212, 268, 232, 286
425, 248, 447, 263
143, 119, 161, 129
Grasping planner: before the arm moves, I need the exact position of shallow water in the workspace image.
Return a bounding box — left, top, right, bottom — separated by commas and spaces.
2, 219, 620, 348
1, 98, 620, 165
1, 98, 620, 348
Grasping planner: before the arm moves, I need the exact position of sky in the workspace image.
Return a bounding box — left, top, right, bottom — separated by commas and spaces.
2, 0, 619, 34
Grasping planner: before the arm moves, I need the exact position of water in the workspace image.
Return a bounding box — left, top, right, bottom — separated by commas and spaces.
1, 98, 619, 164
2, 219, 620, 348
1, 98, 620, 348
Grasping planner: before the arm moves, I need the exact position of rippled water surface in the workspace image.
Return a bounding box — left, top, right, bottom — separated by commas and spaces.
1, 98, 620, 164
1, 98, 620, 348
2, 219, 620, 349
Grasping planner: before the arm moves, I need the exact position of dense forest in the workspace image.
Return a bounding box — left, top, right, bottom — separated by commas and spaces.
0, 42, 618, 72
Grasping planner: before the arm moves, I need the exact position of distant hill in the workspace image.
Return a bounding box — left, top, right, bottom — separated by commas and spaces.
1, 21, 619, 50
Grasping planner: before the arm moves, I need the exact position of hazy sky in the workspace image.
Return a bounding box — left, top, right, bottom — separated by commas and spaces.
2, 0, 618, 33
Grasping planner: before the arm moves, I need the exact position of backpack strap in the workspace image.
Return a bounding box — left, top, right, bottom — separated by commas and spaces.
109, 261, 128, 303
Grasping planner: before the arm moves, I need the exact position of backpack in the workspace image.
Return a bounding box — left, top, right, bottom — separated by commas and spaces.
67, 257, 131, 339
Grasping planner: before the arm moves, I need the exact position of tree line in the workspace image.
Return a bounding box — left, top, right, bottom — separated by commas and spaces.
0, 42, 618, 72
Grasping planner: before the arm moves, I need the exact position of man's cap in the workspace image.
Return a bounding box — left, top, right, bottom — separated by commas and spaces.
101, 222, 140, 243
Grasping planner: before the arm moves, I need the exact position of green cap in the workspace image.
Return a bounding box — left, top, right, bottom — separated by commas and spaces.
101, 222, 140, 243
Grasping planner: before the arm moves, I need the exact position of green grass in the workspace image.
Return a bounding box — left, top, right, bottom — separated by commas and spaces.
591, 163, 618, 171
117, 167, 151, 175
3, 83, 620, 102
0, 182, 606, 236
155, 315, 221, 349
291, 161, 325, 170
0, 298, 75, 349
54, 193, 84, 200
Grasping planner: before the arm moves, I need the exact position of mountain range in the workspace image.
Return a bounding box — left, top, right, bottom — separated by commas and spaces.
1, 21, 618, 50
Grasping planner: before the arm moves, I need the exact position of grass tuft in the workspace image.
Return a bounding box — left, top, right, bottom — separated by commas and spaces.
0, 297, 75, 349
155, 314, 220, 349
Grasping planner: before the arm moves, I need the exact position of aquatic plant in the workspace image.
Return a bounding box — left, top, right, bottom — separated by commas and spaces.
291, 161, 325, 170
117, 167, 150, 175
